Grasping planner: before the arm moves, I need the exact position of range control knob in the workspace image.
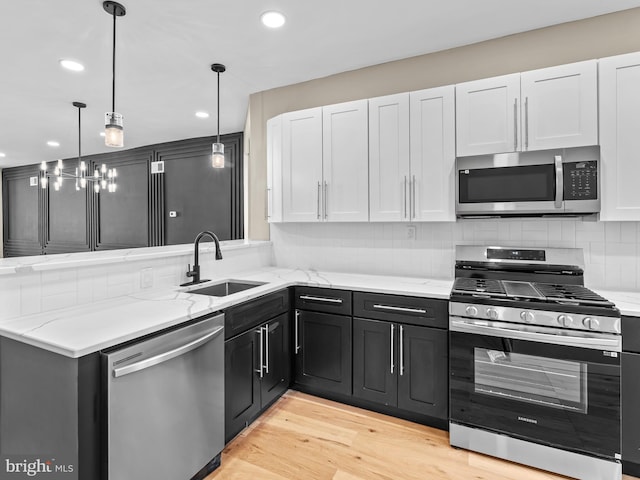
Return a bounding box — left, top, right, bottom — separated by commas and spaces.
465, 306, 478, 317
582, 317, 600, 330
486, 308, 499, 320
558, 314, 574, 328
520, 311, 535, 323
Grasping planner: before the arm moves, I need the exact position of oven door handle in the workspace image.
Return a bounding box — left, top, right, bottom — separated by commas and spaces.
450, 318, 621, 352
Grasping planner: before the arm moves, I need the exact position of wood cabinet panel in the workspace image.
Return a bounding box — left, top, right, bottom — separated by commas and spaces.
599, 52, 640, 221
294, 309, 352, 396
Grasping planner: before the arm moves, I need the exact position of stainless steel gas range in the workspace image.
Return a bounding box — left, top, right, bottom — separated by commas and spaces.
448, 245, 621, 480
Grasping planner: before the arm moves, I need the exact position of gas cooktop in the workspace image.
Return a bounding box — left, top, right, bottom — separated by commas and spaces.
451, 277, 615, 307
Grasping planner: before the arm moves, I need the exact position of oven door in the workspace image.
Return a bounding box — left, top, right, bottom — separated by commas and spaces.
450, 317, 621, 460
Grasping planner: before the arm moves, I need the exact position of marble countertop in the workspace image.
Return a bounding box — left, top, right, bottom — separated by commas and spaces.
590, 288, 640, 318
0, 268, 452, 358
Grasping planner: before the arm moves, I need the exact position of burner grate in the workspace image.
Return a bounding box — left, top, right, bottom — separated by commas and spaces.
533, 283, 615, 307
452, 278, 506, 297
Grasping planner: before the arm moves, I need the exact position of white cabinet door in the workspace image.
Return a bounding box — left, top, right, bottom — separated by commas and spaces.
410, 86, 456, 222
282, 107, 323, 222
521, 60, 598, 151
455, 73, 521, 157
599, 52, 640, 221
322, 100, 369, 222
266, 115, 283, 223
368, 93, 410, 222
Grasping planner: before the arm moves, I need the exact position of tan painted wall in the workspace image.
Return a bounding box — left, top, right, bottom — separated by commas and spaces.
246, 7, 640, 240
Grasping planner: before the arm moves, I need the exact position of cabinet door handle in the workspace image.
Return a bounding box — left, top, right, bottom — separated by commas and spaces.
263, 324, 269, 374
411, 175, 416, 219
266, 187, 272, 219
317, 182, 322, 219
513, 98, 518, 151
295, 310, 301, 354
399, 325, 405, 376
524, 97, 529, 150
323, 181, 328, 220
255, 327, 264, 378
403, 176, 408, 219
390, 323, 395, 375
299, 295, 343, 304
373, 304, 426, 314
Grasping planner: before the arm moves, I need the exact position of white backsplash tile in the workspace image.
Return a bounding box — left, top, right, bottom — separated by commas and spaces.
271, 218, 640, 290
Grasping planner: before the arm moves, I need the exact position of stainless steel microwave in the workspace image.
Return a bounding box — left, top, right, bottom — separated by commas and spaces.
455, 146, 600, 217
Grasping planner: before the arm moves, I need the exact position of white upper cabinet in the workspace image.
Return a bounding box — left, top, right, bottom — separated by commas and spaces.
455, 73, 521, 157
368, 93, 410, 221
456, 61, 598, 157
266, 115, 283, 223
281, 107, 323, 222
521, 60, 598, 151
409, 86, 456, 222
322, 100, 369, 222
599, 52, 640, 221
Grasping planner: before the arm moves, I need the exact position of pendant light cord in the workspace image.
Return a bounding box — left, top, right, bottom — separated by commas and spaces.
111, 9, 117, 114
78, 106, 82, 163
217, 70, 220, 143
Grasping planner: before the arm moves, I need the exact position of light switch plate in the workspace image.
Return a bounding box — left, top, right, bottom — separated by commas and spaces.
29, 176, 38, 187
151, 161, 165, 174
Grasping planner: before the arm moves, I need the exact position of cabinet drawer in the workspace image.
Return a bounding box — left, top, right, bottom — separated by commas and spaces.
294, 287, 352, 315
353, 292, 447, 329
225, 289, 290, 339
623, 316, 640, 353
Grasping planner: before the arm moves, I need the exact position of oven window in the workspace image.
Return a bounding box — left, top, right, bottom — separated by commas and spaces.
459, 164, 555, 203
474, 348, 587, 413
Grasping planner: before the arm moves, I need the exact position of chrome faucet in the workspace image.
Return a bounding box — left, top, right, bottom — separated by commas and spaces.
181, 231, 223, 286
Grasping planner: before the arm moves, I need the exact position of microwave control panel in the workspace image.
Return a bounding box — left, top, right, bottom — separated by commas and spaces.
563, 161, 598, 200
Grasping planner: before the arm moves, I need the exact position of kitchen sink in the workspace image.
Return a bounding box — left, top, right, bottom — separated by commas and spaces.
188, 280, 267, 297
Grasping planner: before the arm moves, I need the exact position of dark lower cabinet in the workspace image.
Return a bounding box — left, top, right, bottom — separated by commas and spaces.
294, 309, 352, 396
353, 318, 448, 419
396, 324, 447, 418
225, 313, 290, 443
622, 352, 640, 474
622, 312, 640, 477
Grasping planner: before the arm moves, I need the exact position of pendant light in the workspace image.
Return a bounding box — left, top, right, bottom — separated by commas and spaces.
103, 1, 126, 148
40, 102, 117, 193
210, 63, 226, 169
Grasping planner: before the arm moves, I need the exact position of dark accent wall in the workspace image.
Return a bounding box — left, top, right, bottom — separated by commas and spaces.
2, 133, 243, 257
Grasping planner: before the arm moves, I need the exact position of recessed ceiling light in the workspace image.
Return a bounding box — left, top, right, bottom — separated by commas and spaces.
261, 11, 286, 28
195, 111, 210, 119
0, 152, 5, 158
47, 141, 60, 147
59, 59, 85, 72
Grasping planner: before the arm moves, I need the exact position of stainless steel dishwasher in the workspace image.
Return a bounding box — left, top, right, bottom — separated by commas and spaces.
102, 313, 225, 480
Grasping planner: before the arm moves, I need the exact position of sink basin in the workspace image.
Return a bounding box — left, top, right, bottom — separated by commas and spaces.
188, 280, 266, 297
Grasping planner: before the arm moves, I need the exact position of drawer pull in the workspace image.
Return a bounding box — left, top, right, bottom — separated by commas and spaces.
372, 304, 426, 314
299, 295, 343, 304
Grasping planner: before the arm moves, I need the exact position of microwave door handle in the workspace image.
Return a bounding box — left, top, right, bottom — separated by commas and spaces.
554, 155, 563, 209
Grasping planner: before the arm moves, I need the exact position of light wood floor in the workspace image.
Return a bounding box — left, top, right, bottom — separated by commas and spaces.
207, 390, 637, 480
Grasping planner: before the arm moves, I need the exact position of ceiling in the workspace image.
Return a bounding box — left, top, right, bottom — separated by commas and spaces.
1, 0, 640, 169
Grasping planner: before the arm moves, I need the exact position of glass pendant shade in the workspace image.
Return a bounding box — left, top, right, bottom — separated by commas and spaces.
105, 112, 124, 147
211, 142, 225, 169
